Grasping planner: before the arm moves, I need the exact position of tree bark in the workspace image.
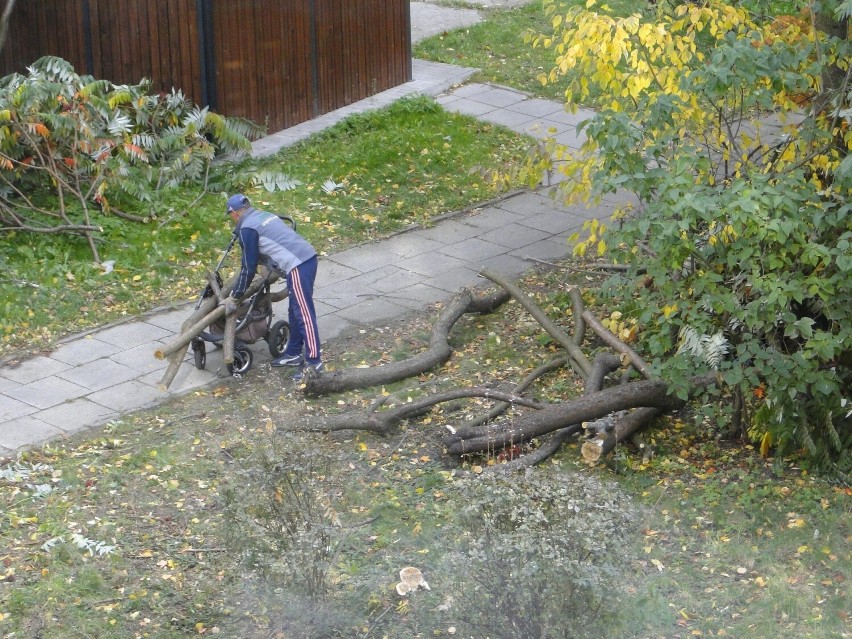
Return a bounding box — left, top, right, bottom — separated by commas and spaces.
580, 407, 661, 464
443, 374, 716, 456
295, 387, 545, 435
302, 288, 509, 397
489, 352, 623, 471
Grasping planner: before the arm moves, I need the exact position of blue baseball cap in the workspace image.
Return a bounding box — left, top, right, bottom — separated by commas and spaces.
226, 194, 250, 214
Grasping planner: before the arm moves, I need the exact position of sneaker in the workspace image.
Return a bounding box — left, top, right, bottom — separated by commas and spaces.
293, 362, 324, 381
271, 354, 303, 368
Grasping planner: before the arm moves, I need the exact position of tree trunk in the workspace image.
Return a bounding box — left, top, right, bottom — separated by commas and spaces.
443, 374, 716, 456
302, 288, 509, 397
580, 407, 661, 464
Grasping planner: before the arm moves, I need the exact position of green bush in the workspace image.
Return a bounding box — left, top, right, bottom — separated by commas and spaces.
529, 0, 852, 472
440, 469, 639, 638
0, 56, 262, 260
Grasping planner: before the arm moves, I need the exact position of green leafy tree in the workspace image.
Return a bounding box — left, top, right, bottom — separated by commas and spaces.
526, 0, 851, 471
0, 56, 263, 261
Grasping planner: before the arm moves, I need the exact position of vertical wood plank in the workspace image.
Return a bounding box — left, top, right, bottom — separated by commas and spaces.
0, 0, 412, 135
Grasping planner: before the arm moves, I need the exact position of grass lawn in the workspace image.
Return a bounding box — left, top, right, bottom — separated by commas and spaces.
1, 266, 848, 638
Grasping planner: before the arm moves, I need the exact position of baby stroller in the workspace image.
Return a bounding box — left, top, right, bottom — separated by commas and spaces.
190, 216, 294, 376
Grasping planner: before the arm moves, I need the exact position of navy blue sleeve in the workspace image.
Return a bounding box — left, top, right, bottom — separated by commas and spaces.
231, 227, 260, 298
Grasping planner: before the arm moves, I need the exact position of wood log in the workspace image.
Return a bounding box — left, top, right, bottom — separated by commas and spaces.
222, 312, 237, 365
444, 374, 716, 455
302, 288, 509, 397
581, 407, 661, 464
154, 272, 282, 389
154, 304, 227, 361
489, 352, 622, 471
295, 387, 543, 435
154, 274, 284, 361
156, 290, 225, 390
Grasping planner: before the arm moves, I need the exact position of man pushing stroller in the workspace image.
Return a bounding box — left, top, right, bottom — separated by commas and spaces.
224, 194, 323, 381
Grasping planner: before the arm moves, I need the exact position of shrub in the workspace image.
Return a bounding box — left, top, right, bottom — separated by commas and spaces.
527, 0, 852, 472
440, 469, 639, 638
0, 56, 263, 260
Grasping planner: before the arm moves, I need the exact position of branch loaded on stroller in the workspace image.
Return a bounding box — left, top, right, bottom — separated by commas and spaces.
190, 216, 296, 376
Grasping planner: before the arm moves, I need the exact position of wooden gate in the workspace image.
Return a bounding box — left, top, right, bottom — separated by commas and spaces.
0, 0, 412, 133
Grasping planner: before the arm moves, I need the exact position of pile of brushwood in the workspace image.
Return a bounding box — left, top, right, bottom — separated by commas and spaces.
286, 267, 715, 469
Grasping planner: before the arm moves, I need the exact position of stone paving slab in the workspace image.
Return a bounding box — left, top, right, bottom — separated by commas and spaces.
0, 395, 38, 422
326, 244, 395, 274
380, 233, 445, 259
409, 218, 484, 243
443, 99, 498, 118
38, 398, 118, 434
422, 265, 483, 292
0, 356, 71, 385
110, 341, 172, 374
319, 276, 386, 310
6, 376, 90, 410
480, 252, 532, 275
56, 358, 142, 392
316, 260, 363, 287
388, 283, 452, 310
0, 376, 20, 394
94, 321, 172, 349
368, 266, 428, 294
317, 314, 353, 342
468, 86, 529, 108
511, 237, 572, 263
87, 379, 172, 413
144, 306, 195, 331
438, 237, 507, 263
458, 206, 522, 230
50, 335, 123, 366
505, 98, 564, 117
334, 297, 411, 324
552, 127, 586, 150
520, 210, 582, 234
1, 415, 64, 449
478, 223, 550, 249
480, 109, 538, 130
398, 252, 470, 277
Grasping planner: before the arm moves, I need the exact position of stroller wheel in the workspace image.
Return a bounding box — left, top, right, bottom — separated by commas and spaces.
192, 339, 206, 370
227, 347, 253, 376
268, 320, 290, 358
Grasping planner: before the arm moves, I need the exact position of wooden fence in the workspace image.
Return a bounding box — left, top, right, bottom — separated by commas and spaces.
0, 0, 412, 133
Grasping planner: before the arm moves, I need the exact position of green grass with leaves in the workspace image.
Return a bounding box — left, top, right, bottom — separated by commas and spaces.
413, 0, 642, 101
1, 266, 848, 638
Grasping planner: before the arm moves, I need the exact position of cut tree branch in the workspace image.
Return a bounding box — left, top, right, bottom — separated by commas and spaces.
302, 288, 510, 397
294, 387, 545, 435
443, 374, 716, 456
479, 267, 592, 378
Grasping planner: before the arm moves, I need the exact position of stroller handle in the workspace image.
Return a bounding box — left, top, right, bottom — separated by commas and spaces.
195, 213, 296, 309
